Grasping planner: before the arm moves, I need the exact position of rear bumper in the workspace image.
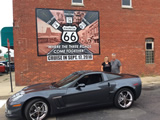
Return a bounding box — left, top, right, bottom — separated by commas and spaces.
134, 78, 142, 100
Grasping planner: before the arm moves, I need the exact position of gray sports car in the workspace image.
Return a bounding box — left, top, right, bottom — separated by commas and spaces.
6, 71, 142, 120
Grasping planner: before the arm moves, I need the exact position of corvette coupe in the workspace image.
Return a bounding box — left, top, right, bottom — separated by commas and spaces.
6, 71, 142, 120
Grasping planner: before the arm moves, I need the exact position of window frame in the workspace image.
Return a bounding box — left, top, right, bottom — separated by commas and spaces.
145, 42, 154, 51
122, 0, 132, 9
71, 0, 84, 6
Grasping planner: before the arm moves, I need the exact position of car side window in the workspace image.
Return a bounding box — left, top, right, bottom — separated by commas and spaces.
75, 74, 102, 86
105, 73, 121, 80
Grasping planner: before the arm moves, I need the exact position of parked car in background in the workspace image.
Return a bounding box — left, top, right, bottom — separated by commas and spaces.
0, 61, 15, 72
0, 61, 9, 73
0, 63, 6, 73
10, 62, 15, 71
5, 71, 142, 120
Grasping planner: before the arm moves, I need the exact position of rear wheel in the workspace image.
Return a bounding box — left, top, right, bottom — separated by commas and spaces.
24, 99, 49, 120
114, 88, 134, 109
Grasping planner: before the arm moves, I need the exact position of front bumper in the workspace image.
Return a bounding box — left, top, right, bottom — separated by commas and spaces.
5, 99, 23, 118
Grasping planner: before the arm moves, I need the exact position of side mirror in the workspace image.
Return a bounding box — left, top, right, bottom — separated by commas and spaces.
76, 83, 85, 89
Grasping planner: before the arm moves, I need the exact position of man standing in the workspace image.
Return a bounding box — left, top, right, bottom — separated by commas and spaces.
111, 53, 122, 74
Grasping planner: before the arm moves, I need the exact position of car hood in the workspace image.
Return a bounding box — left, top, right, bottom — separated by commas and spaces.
22, 83, 56, 93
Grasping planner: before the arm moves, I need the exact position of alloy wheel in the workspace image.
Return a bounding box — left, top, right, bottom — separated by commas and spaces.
118, 90, 133, 108
29, 101, 48, 120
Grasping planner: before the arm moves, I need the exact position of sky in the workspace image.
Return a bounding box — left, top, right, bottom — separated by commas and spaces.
0, 0, 14, 57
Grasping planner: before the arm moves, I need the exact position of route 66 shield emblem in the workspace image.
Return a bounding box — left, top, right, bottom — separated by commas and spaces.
61, 26, 79, 43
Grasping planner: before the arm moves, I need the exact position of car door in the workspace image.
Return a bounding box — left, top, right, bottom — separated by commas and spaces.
62, 73, 110, 108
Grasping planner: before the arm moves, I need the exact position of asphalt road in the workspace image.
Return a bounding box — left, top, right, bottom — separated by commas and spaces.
0, 87, 160, 120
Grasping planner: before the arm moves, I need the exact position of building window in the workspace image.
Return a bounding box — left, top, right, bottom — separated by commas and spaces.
145, 38, 154, 64
122, 0, 132, 8
72, 0, 84, 6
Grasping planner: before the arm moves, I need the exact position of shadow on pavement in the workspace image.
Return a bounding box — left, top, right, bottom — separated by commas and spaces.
55, 104, 114, 119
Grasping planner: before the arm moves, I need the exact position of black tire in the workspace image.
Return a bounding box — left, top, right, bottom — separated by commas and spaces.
24, 99, 49, 120
114, 88, 134, 109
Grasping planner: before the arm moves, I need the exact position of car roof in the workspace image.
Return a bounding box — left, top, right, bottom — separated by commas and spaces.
75, 70, 117, 74
74, 70, 104, 75
75, 70, 123, 76
73, 71, 138, 79
74, 70, 93, 74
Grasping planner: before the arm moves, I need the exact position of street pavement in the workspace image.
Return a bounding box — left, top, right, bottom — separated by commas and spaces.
56, 87, 160, 120
0, 73, 160, 120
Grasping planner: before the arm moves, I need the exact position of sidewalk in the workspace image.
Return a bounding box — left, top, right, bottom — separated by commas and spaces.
0, 72, 25, 99
0, 72, 160, 98
141, 76, 160, 90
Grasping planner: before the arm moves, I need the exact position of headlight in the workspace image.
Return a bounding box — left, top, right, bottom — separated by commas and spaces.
10, 91, 25, 102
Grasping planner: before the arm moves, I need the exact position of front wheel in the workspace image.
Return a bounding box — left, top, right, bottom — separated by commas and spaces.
114, 88, 134, 109
24, 99, 49, 120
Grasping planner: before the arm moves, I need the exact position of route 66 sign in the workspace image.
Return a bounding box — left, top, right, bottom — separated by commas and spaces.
61, 26, 79, 43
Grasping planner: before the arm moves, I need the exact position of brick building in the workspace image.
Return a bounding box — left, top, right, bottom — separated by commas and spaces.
13, 0, 160, 85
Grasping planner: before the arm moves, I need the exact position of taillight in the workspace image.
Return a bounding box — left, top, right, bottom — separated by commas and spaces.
133, 83, 138, 86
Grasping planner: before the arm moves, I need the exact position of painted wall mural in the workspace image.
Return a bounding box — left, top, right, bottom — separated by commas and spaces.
36, 8, 100, 61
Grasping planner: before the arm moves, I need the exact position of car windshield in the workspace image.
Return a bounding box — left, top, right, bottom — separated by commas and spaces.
55, 72, 81, 87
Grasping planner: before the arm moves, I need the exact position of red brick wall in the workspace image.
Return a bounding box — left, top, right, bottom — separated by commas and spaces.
13, 0, 160, 86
